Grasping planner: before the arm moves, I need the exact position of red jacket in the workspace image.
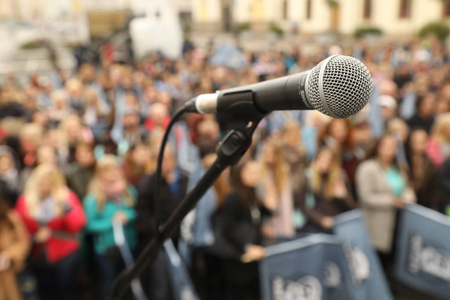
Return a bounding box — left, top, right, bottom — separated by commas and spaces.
15, 191, 86, 263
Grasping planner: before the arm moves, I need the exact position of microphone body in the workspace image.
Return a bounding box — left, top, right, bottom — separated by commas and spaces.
189, 55, 372, 119
193, 71, 310, 115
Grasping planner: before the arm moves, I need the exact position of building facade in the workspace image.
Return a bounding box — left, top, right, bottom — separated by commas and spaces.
193, 0, 450, 35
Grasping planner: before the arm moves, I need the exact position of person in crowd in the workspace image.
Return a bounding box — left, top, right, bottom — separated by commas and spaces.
379, 95, 398, 129
0, 181, 30, 300
0, 146, 22, 206
119, 107, 147, 154
0, 87, 26, 120
356, 134, 416, 269
280, 121, 307, 199
65, 78, 85, 116
47, 90, 70, 127
302, 111, 331, 161
352, 111, 374, 162
190, 153, 231, 299
15, 164, 86, 300
36, 144, 58, 166
407, 93, 437, 134
426, 113, 450, 167
405, 128, 442, 211
58, 115, 93, 163
258, 137, 295, 239
19, 123, 44, 169
123, 142, 152, 188
210, 157, 277, 300
317, 118, 359, 195
195, 116, 221, 158
386, 118, 410, 169
83, 155, 138, 300
44, 128, 70, 167
83, 87, 112, 140
297, 146, 355, 233
136, 146, 189, 300
66, 143, 96, 202
144, 102, 171, 132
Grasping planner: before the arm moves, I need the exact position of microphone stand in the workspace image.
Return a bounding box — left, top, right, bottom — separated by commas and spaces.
109, 92, 267, 300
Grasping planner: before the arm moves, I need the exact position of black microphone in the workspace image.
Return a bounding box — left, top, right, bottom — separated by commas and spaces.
186, 55, 372, 119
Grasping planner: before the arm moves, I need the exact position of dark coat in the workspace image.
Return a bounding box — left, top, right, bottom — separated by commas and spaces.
407, 114, 435, 134
66, 163, 94, 202
136, 169, 189, 244
296, 172, 355, 227
209, 192, 271, 286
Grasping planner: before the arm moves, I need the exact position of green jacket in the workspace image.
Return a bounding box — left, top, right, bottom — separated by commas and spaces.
83, 186, 138, 255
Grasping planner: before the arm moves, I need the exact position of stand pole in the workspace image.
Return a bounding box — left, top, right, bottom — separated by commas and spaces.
108, 128, 260, 300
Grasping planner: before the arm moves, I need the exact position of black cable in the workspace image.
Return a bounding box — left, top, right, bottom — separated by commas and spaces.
153, 105, 187, 231
108, 103, 189, 300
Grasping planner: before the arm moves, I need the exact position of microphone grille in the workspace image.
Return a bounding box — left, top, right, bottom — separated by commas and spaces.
307, 55, 372, 119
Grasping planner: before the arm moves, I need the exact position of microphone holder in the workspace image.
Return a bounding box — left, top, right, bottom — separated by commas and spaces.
109, 93, 267, 300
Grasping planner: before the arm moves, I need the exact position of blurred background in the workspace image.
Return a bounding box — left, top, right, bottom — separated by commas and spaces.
0, 1, 449, 300
0, 0, 447, 76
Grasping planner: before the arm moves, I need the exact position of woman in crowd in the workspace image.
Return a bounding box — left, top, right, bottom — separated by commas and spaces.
19, 123, 44, 171
15, 164, 86, 300
58, 115, 93, 163
211, 158, 277, 300
123, 142, 153, 188
356, 134, 416, 268
0, 145, 22, 206
426, 113, 450, 167
406, 92, 437, 134
202, 153, 231, 207
317, 118, 359, 194
405, 128, 442, 211
298, 146, 355, 233
386, 118, 410, 169
47, 90, 70, 127
258, 137, 295, 239
83, 155, 138, 300
280, 120, 308, 231
137, 146, 189, 300
66, 143, 96, 202
0, 181, 30, 300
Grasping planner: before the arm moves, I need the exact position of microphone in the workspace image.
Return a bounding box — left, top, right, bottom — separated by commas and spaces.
186, 55, 372, 119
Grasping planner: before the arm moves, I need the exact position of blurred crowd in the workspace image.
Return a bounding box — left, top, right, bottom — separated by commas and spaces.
0, 36, 449, 300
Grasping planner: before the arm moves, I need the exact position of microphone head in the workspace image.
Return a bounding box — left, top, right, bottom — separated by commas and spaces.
306, 55, 372, 119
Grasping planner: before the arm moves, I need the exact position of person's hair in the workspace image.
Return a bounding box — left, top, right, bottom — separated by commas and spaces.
404, 128, 428, 178
281, 120, 301, 136
75, 142, 96, 168
386, 118, 408, 137
75, 142, 93, 156
317, 118, 356, 151
230, 157, 258, 208
365, 133, 403, 171
310, 146, 342, 199
87, 155, 133, 211
58, 115, 84, 147
19, 123, 44, 146
430, 113, 450, 143
203, 153, 230, 207
259, 137, 290, 193
123, 142, 152, 180
23, 164, 68, 216
415, 92, 436, 111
